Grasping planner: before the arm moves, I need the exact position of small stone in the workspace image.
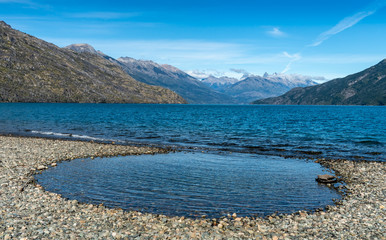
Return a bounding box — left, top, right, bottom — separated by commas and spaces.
51, 162, 57, 167
37, 165, 46, 170
257, 225, 266, 232
299, 212, 307, 217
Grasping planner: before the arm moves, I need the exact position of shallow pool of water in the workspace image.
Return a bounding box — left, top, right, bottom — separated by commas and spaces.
35, 152, 341, 218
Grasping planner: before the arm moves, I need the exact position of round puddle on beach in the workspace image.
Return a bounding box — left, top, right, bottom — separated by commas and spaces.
35, 152, 341, 218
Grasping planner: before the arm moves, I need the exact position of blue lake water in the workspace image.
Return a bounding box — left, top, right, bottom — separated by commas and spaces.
1, 103, 385, 161
1, 103, 385, 217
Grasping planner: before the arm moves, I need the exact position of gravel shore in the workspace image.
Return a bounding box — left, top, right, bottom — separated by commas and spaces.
0, 136, 385, 239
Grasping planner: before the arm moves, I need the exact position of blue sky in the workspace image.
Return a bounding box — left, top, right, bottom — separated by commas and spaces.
1, 0, 386, 80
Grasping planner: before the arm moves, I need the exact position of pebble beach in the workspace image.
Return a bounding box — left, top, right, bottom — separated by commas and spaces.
0, 136, 385, 239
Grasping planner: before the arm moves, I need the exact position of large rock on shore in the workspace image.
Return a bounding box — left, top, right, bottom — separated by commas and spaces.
316, 174, 337, 183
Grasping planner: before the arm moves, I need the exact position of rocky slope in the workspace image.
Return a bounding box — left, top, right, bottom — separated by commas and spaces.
253, 60, 386, 105
0, 21, 186, 104
115, 57, 236, 104
66, 44, 236, 104
65, 43, 100, 55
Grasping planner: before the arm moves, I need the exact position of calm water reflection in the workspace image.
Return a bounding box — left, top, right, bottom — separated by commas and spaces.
36, 152, 341, 218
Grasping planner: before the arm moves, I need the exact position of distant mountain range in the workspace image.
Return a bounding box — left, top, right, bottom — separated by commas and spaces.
253, 59, 386, 105
2, 20, 383, 106
201, 73, 318, 104
0, 21, 185, 104
115, 57, 236, 104
66, 44, 320, 104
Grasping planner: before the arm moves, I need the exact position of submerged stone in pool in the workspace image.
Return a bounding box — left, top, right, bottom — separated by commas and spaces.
35, 152, 341, 218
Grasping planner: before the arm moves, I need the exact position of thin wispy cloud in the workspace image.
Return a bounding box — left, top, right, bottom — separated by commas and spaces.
230, 68, 251, 75
282, 0, 386, 73
67, 12, 141, 20
282, 52, 301, 73
50, 39, 247, 61
0, 0, 50, 9
48, 38, 291, 74
310, 0, 386, 47
311, 12, 374, 47
186, 69, 231, 79
0, 0, 28, 3
267, 27, 286, 37
0, 0, 37, 5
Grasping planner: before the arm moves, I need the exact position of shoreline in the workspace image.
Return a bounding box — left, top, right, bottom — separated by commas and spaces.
4, 133, 384, 163
1, 136, 385, 239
